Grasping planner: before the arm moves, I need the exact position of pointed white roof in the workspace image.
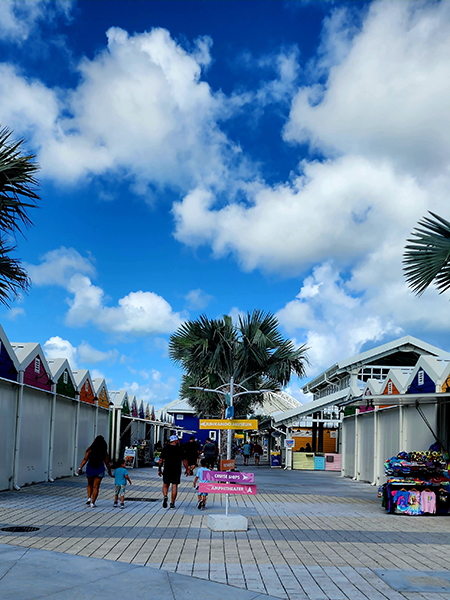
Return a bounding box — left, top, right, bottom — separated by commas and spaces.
363, 379, 382, 396
164, 398, 196, 414
0, 324, 20, 372
109, 390, 129, 408
380, 369, 411, 395
47, 358, 76, 386
11, 342, 52, 377
92, 377, 107, 395
405, 355, 450, 390
72, 369, 93, 390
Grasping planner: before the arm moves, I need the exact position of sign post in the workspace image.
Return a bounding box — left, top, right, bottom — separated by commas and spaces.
200, 472, 257, 531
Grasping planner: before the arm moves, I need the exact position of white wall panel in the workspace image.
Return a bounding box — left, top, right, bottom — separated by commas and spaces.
343, 417, 355, 477
53, 396, 76, 479
77, 403, 96, 467
359, 412, 374, 482
378, 407, 400, 485
97, 409, 110, 446
18, 388, 51, 486
404, 404, 437, 452
0, 381, 17, 490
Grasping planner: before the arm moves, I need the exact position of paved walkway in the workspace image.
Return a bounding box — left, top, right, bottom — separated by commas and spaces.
1, 465, 450, 599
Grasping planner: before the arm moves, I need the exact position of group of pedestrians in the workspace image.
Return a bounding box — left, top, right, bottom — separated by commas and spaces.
78, 435, 132, 509
77, 433, 217, 511
241, 440, 263, 466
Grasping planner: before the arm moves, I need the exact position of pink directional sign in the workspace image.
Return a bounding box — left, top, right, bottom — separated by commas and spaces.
204, 471, 255, 484
199, 482, 257, 495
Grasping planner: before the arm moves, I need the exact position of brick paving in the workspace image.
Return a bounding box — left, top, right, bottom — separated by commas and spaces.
1, 464, 450, 599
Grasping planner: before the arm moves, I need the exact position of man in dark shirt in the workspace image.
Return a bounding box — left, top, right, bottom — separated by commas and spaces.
253, 442, 263, 466
158, 435, 188, 508
183, 435, 200, 476
203, 437, 217, 469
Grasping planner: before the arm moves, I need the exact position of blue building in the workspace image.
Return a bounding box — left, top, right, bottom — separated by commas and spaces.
164, 399, 220, 446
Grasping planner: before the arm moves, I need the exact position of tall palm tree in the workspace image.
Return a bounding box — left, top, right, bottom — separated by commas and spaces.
0, 126, 39, 305
169, 310, 309, 419
403, 212, 450, 295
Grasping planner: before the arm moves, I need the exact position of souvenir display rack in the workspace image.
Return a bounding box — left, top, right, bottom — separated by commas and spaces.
380, 447, 450, 516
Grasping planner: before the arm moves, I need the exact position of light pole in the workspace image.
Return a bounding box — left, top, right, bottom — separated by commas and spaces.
190, 377, 272, 459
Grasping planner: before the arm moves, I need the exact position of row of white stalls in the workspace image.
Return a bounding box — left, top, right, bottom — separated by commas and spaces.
0, 323, 179, 491
273, 336, 450, 485
109, 391, 180, 463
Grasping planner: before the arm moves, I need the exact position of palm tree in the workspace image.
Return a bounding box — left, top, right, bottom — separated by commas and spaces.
169, 310, 309, 419
403, 212, 450, 295
0, 126, 39, 305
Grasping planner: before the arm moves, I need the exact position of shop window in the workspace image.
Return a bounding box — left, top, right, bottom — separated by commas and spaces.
63, 371, 68, 384
418, 370, 424, 386
388, 381, 392, 394
34, 357, 40, 374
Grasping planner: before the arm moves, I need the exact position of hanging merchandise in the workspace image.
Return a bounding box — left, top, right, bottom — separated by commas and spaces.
380, 444, 450, 516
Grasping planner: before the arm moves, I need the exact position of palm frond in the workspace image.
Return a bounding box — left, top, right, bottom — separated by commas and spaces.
403, 212, 450, 295
0, 126, 39, 237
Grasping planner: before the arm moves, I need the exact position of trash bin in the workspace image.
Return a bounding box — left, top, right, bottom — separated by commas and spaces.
314, 453, 325, 470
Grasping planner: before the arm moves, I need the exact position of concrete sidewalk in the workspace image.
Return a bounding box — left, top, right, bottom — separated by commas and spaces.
0, 542, 278, 600
1, 467, 450, 599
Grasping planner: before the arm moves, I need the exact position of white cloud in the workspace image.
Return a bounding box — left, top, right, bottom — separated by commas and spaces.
0, 0, 73, 44
122, 375, 179, 408
185, 288, 213, 310
43, 336, 121, 372
6, 307, 25, 320
284, 2, 450, 176
65, 274, 184, 335
284, 381, 311, 405
173, 155, 428, 274
26, 247, 96, 287
0, 27, 245, 194
43, 336, 78, 369
277, 262, 402, 375
26, 247, 185, 337
173, 1, 450, 374
78, 341, 118, 364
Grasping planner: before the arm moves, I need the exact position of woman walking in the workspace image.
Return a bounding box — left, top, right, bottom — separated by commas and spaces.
78, 435, 113, 508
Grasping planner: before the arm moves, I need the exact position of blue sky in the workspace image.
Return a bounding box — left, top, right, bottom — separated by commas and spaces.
2, 0, 450, 408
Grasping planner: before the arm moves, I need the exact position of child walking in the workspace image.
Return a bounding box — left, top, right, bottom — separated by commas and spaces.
114, 458, 132, 509
193, 458, 210, 510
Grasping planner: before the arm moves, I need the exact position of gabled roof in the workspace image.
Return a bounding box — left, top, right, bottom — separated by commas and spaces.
405, 355, 450, 390
304, 335, 450, 393
109, 390, 128, 408
0, 325, 20, 372
380, 368, 411, 395
273, 387, 350, 427
92, 377, 107, 395
164, 398, 197, 414
363, 379, 382, 396
47, 358, 76, 386
155, 408, 167, 422
72, 369, 93, 390
258, 391, 301, 416
11, 342, 52, 377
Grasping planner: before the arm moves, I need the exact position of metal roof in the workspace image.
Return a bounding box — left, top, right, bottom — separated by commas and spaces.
164, 398, 197, 414
273, 387, 351, 427
303, 335, 450, 393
